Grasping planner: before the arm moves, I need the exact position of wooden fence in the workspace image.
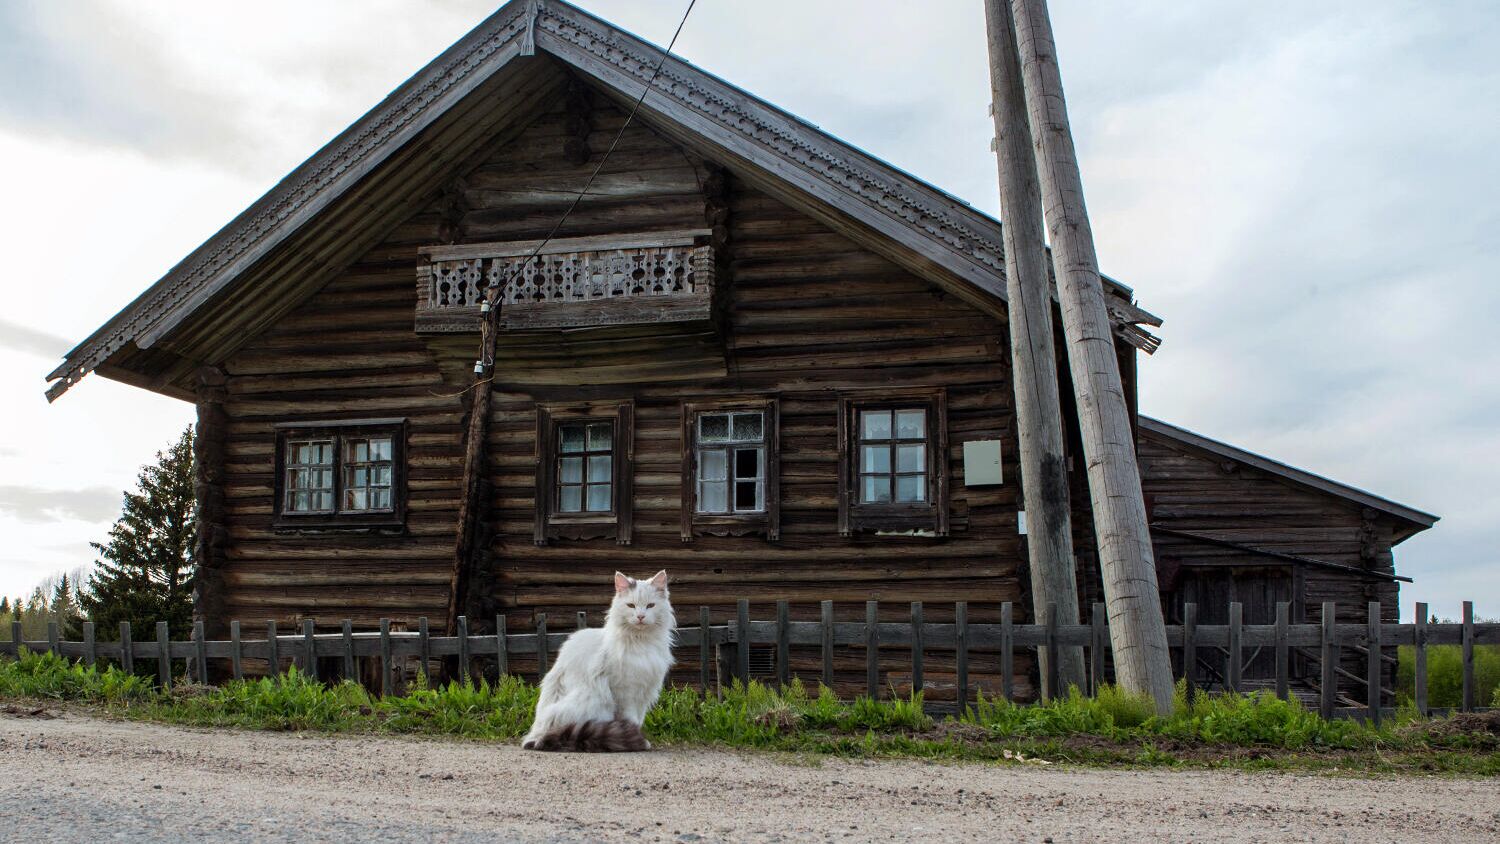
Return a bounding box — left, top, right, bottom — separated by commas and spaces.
3, 600, 1493, 725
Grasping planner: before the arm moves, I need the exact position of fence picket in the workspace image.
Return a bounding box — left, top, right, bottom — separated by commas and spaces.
119, 622, 133, 674
776, 600, 791, 689
193, 620, 207, 684
1366, 602, 1381, 727
303, 619, 318, 681
457, 616, 471, 685
156, 621, 171, 690
1182, 603, 1197, 704
267, 620, 279, 677
910, 601, 924, 698
577, 611, 587, 632
1000, 601, 1014, 703
1044, 602, 1059, 701
1320, 602, 1337, 720
47, 621, 59, 656
230, 621, 243, 681
955, 601, 969, 716
1274, 601, 1289, 701
1090, 602, 1106, 695
495, 614, 508, 677
735, 600, 749, 684
820, 601, 834, 690
1227, 602, 1243, 694
865, 600, 879, 699
699, 606, 712, 696
536, 613, 549, 677
379, 618, 393, 697
82, 621, 96, 668
9, 620, 20, 656
1414, 602, 1429, 717
418, 617, 430, 683
1462, 601, 1475, 713
342, 620, 355, 682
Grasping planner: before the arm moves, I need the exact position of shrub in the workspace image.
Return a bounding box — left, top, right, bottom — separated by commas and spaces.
1396, 644, 1500, 709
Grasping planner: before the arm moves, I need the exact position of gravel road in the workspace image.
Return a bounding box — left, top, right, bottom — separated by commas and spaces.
1, 709, 1496, 843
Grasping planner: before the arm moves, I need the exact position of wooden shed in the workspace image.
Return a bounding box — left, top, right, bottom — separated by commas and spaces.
46, 0, 1435, 697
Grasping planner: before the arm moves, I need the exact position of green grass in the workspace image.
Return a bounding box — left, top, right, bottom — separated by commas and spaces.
2, 650, 1496, 776
1397, 644, 1500, 709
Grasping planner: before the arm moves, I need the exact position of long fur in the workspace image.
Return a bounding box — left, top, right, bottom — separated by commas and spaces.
522, 571, 675, 753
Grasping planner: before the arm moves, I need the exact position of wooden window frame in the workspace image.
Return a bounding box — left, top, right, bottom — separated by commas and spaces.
535, 401, 634, 545
837, 390, 948, 537
272, 418, 407, 531
680, 398, 780, 541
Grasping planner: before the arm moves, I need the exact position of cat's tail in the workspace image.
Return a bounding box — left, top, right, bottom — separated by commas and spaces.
522, 719, 650, 753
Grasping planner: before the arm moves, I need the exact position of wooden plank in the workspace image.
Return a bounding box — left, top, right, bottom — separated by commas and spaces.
1462, 601, 1475, 713
1320, 602, 1337, 720
419, 228, 710, 261
1000, 601, 1014, 702
194, 620, 208, 684
119, 622, 133, 675
699, 606, 712, 695
1044, 602, 1059, 701
1090, 602, 1106, 695
156, 622, 171, 689
495, 614, 508, 677
303, 619, 318, 681
820, 600, 834, 689
736, 600, 750, 684
267, 620, 280, 677
865, 600, 879, 699
536, 613, 549, 678
379, 618, 393, 697
1414, 602, 1429, 717
1182, 603, 1197, 704
1227, 602, 1242, 694
418, 616, 430, 684
82, 622, 96, 668
230, 621, 243, 681
1366, 601, 1381, 727
955, 601, 969, 716
910, 601, 924, 698
1274, 601, 1289, 701
776, 600, 790, 689
9, 620, 20, 656
342, 620, 356, 682
47, 621, 59, 656
456, 615, 471, 685
576, 611, 588, 632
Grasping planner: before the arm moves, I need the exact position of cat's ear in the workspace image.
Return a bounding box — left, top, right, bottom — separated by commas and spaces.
614, 571, 632, 594
648, 570, 669, 591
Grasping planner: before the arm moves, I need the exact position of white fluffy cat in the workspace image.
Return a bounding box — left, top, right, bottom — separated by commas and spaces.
522, 570, 675, 752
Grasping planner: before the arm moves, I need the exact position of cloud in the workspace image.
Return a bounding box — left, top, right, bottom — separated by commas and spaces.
0, 318, 70, 360
0, 485, 120, 525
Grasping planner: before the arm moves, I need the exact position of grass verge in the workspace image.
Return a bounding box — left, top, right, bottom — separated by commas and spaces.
2, 650, 1496, 776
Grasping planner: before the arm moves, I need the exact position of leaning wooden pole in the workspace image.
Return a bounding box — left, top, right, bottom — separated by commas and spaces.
983, 0, 1085, 696
1008, 0, 1175, 711
446, 294, 501, 635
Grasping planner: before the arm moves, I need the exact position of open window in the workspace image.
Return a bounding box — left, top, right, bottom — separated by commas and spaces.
535, 402, 634, 545
837, 391, 948, 536
680, 399, 780, 540
273, 419, 406, 530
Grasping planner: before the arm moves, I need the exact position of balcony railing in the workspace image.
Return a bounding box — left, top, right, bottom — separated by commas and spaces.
416, 230, 715, 332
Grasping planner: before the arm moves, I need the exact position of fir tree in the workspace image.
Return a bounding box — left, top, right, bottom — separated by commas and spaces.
77, 428, 197, 641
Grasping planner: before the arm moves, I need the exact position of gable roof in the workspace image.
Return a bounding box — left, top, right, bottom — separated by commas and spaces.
1139, 415, 1438, 541
45, 0, 1158, 401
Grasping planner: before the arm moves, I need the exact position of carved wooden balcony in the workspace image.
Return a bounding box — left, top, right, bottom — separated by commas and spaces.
415, 230, 715, 333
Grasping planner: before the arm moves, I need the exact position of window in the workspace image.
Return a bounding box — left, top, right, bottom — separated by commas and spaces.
681, 399, 779, 540
274, 420, 405, 529
536, 402, 634, 545
838, 392, 948, 536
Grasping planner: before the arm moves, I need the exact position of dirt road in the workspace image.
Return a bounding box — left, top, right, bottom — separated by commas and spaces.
0, 710, 1495, 843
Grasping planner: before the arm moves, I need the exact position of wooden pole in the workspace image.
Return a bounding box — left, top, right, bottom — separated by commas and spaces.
1006, 0, 1175, 712
983, 0, 1086, 697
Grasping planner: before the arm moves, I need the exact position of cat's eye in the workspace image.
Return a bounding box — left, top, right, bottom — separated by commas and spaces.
626, 603, 635, 608
647, 603, 655, 609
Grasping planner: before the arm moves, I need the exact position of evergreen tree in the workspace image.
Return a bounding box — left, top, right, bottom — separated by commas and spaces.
77, 428, 197, 641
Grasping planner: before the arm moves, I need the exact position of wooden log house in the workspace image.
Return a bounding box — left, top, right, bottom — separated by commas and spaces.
46, 0, 1435, 698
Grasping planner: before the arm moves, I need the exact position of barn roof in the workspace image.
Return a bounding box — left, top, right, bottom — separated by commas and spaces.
1139, 415, 1439, 540
44, 0, 1159, 402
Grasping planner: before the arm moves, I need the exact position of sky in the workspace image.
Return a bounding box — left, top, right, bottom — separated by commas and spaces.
0, 0, 1495, 619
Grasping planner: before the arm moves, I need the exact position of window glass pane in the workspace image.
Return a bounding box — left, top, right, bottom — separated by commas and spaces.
860, 410, 892, 441
374, 465, 392, 486
560, 424, 586, 453
370, 438, 392, 461
291, 491, 309, 512
896, 444, 925, 473
559, 486, 583, 513
351, 441, 368, 462
699, 413, 730, 443
346, 489, 367, 511
316, 491, 335, 511
734, 447, 761, 480
559, 457, 583, 484
895, 410, 926, 440
317, 443, 333, 464
315, 469, 333, 489
586, 484, 611, 512
371, 489, 391, 510
587, 455, 612, 483
734, 480, 760, 512
861, 445, 890, 474
351, 467, 368, 488
587, 423, 612, 451
862, 475, 891, 504
895, 475, 927, 503
699, 449, 727, 482
732, 412, 763, 442
698, 480, 727, 513
286, 468, 306, 491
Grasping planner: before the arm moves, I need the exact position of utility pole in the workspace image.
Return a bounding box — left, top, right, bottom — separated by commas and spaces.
1002, 0, 1176, 712
983, 0, 1085, 697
